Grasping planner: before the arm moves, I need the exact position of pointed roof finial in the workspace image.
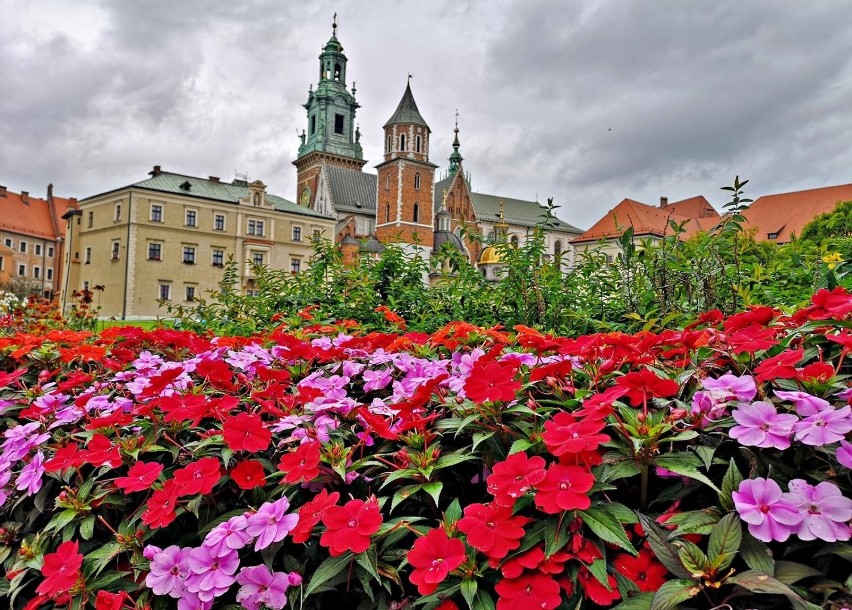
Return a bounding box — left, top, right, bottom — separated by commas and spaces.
332, 12, 338, 36
407, 73, 412, 85
454, 109, 459, 132
499, 199, 505, 221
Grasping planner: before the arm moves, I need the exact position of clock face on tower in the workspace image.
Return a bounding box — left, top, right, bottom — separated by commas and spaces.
300, 187, 311, 207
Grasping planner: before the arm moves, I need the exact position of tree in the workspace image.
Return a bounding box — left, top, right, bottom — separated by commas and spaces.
800, 200, 852, 242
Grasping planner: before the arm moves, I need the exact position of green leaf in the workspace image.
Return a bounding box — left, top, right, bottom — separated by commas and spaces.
719, 459, 743, 510
653, 453, 719, 492
507, 438, 532, 455
45, 509, 79, 534
666, 510, 720, 537
649, 579, 700, 610
421, 481, 442, 506
471, 431, 495, 452
391, 485, 422, 511
444, 498, 463, 525
773, 561, 822, 585
85, 542, 121, 577
611, 592, 654, 610
79, 515, 95, 540
706, 513, 741, 572
598, 460, 642, 483
356, 547, 380, 582
586, 558, 612, 588
435, 453, 477, 469
461, 578, 478, 610
471, 588, 496, 610
544, 517, 571, 557
674, 540, 707, 577
580, 507, 636, 555
728, 570, 810, 605
305, 552, 353, 596
636, 513, 691, 579
738, 531, 775, 575
694, 445, 715, 470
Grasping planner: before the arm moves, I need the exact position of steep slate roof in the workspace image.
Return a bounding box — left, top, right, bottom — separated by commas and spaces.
0, 189, 63, 240
742, 183, 852, 243
87, 171, 332, 219
325, 165, 377, 213
383, 83, 429, 129
572, 197, 719, 244
432, 176, 582, 233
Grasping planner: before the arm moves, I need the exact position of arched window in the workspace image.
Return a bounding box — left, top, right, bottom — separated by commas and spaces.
399, 134, 406, 151
386, 134, 392, 153
416, 135, 422, 153
414, 173, 421, 190
413, 203, 419, 223
385, 174, 390, 191
333, 63, 341, 81
510, 235, 519, 247
385, 203, 390, 223
554, 241, 562, 258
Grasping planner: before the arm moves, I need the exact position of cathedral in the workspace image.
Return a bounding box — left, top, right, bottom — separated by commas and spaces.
292, 19, 582, 280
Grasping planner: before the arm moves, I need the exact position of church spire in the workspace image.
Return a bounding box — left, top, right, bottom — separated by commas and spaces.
447, 109, 463, 178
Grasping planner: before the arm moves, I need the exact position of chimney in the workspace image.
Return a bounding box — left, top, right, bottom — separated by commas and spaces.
0, 185, 6, 197
70, 197, 78, 206
21, 191, 29, 204
659, 196, 668, 208
47, 183, 54, 199
150, 165, 162, 176
209, 176, 220, 183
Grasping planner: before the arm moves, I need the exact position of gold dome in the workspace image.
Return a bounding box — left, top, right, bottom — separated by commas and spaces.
479, 245, 502, 265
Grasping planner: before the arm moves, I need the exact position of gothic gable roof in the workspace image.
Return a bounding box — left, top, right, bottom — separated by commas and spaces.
383, 84, 429, 129
324, 165, 377, 213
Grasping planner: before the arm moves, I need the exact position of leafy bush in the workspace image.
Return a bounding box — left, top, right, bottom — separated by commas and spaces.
1, 289, 851, 609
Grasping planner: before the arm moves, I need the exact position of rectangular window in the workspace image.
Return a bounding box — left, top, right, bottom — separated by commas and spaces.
111, 241, 120, 260
18, 264, 25, 276
35, 244, 42, 256
767, 232, 779, 240
19, 241, 27, 253
183, 246, 196, 264
290, 258, 301, 273
252, 252, 264, 266
87, 211, 93, 228
214, 214, 225, 231
0, 256, 4, 271
148, 243, 162, 260
334, 113, 344, 135
84, 247, 91, 264
212, 249, 224, 266
310, 115, 316, 135
151, 204, 163, 222
114, 203, 121, 222
313, 229, 321, 239
159, 284, 171, 300
83, 281, 89, 291
4, 238, 11, 248
33, 266, 40, 279
185, 286, 196, 302
47, 246, 54, 258
247, 219, 265, 236
46, 268, 53, 281
292, 226, 302, 242
185, 209, 197, 227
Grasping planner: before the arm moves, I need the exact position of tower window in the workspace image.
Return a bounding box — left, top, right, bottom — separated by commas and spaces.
416, 135, 422, 153
385, 174, 390, 191
399, 134, 406, 151
334, 114, 344, 135
310, 115, 316, 135
414, 173, 421, 190
386, 203, 390, 223
334, 63, 341, 81
413, 203, 419, 223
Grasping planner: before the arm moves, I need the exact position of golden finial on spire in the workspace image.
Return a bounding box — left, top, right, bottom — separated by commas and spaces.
442, 189, 448, 209
498, 199, 505, 221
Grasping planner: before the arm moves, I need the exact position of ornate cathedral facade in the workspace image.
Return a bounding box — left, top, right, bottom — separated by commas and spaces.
292, 20, 582, 278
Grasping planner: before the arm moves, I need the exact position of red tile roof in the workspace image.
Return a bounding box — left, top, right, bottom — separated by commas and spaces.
0, 187, 74, 240
742, 183, 852, 243
571, 197, 720, 244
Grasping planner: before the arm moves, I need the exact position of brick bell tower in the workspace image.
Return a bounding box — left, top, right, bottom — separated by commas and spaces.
293, 15, 367, 209
374, 79, 437, 248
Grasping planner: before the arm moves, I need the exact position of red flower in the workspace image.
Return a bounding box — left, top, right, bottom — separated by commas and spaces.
320, 498, 383, 556
464, 361, 521, 404
754, 348, 803, 382
278, 441, 322, 484
727, 326, 779, 354
114, 461, 163, 493
292, 489, 340, 544
794, 287, 852, 322
43, 443, 84, 473
542, 413, 609, 457
80, 434, 122, 468
195, 357, 237, 391
486, 452, 547, 506
375, 305, 407, 330
173, 456, 222, 496
534, 464, 594, 514
36, 540, 83, 596
229, 460, 266, 490
407, 528, 467, 595
495, 573, 562, 610
797, 361, 834, 383
578, 565, 621, 605
615, 369, 679, 407
222, 412, 271, 453
141, 480, 180, 529
95, 590, 132, 610
457, 503, 529, 560
612, 548, 668, 592
435, 602, 460, 610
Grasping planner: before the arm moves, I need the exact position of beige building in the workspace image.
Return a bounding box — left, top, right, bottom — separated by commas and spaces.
61, 166, 335, 319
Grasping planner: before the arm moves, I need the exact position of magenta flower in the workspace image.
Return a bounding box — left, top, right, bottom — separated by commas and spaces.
733, 478, 803, 542
185, 546, 239, 602
245, 497, 300, 551
203, 515, 251, 556
838, 440, 852, 469
729, 401, 798, 450
235, 564, 293, 610
702, 372, 757, 401
176, 591, 213, 610
784, 479, 852, 542
145, 545, 191, 598
793, 405, 852, 446
775, 390, 831, 416
15, 451, 44, 495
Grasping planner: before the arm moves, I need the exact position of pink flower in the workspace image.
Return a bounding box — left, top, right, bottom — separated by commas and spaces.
774, 390, 830, 416
145, 545, 191, 598
793, 406, 852, 446
203, 515, 251, 556
729, 401, 798, 450
838, 440, 852, 469
235, 565, 293, 610
15, 450, 44, 495
245, 497, 300, 551
784, 479, 852, 542
185, 546, 240, 602
702, 373, 757, 401
733, 478, 803, 542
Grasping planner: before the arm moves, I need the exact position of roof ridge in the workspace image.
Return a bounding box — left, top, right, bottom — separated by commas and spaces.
756, 182, 852, 199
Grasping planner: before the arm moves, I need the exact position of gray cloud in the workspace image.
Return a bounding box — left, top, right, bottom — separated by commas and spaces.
1, 0, 852, 228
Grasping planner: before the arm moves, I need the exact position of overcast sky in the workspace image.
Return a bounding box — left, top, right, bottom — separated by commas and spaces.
2, 0, 852, 229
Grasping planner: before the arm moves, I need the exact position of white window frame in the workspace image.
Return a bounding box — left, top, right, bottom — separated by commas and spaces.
213, 213, 226, 231
35, 244, 42, 256
46, 268, 53, 281
183, 245, 196, 264
292, 226, 302, 242
159, 284, 171, 301
111, 240, 120, 260
84, 246, 92, 264
290, 258, 301, 273
19, 240, 27, 253
33, 266, 41, 279
150, 203, 164, 222
185, 208, 198, 227
114, 202, 122, 222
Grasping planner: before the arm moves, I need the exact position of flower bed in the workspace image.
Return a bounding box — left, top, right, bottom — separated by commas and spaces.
1, 289, 851, 610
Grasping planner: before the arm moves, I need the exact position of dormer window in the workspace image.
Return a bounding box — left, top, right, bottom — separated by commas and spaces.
180, 181, 192, 191
768, 232, 779, 240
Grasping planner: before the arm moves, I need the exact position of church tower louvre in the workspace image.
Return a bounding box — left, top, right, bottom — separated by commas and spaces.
293, 15, 366, 210
374, 80, 437, 247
